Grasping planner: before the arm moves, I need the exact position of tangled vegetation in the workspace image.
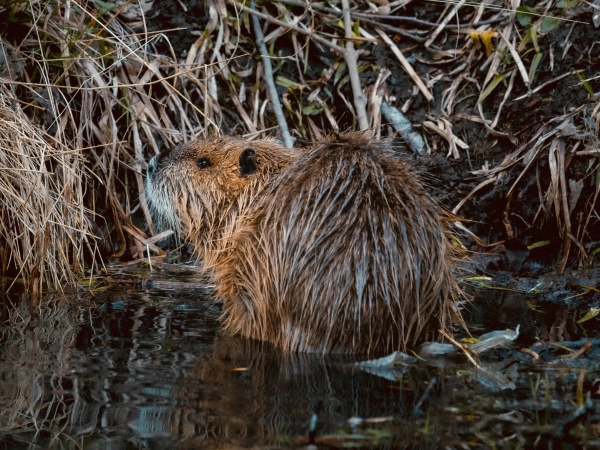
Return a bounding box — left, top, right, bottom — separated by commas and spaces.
0, 0, 598, 290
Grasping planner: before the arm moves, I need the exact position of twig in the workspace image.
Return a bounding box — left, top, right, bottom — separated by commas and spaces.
556, 139, 571, 273
356, 16, 426, 42
341, 0, 369, 131
250, 1, 294, 148
452, 177, 496, 215
490, 69, 516, 129
380, 102, 426, 156
422, 118, 468, 158
229, 0, 345, 53
274, 0, 506, 29
569, 340, 592, 360
439, 329, 482, 370
353, 11, 506, 29
513, 70, 574, 101
425, 0, 466, 47
499, 32, 530, 90
375, 28, 433, 102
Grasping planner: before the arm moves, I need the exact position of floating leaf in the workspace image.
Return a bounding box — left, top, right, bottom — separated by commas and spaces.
476, 282, 514, 291
577, 308, 599, 323
470, 326, 520, 354
464, 276, 493, 282
527, 240, 551, 250
552, 343, 574, 353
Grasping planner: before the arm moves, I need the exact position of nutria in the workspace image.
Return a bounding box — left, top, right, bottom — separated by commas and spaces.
145, 136, 295, 264
145, 133, 462, 355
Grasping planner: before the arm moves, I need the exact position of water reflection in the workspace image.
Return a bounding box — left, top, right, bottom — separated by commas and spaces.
1, 285, 599, 448
0, 288, 440, 448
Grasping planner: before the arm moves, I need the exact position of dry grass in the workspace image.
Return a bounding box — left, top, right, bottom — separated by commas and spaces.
0, 0, 598, 290
0, 88, 95, 292
0, 0, 217, 289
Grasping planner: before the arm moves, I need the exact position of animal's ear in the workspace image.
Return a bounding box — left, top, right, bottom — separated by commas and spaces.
239, 148, 257, 177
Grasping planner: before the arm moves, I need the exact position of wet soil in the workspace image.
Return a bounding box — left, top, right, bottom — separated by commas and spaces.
133, 0, 600, 274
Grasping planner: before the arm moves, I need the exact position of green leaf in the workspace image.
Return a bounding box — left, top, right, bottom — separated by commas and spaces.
577, 308, 599, 323
478, 73, 505, 103
528, 52, 543, 84
92, 0, 118, 12
557, 0, 577, 8
516, 6, 538, 27
337, 74, 349, 87
527, 240, 551, 250
575, 71, 594, 95
530, 26, 540, 53
541, 15, 561, 33
241, 11, 250, 31
276, 76, 302, 90
302, 104, 323, 115
518, 27, 532, 52
334, 61, 347, 85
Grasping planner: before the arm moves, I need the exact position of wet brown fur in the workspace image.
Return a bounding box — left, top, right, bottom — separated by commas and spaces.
145, 136, 296, 265
146, 133, 462, 355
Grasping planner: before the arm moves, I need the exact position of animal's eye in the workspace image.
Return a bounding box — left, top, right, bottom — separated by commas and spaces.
196, 157, 211, 169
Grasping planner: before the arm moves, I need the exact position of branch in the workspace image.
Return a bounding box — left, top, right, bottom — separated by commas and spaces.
250, 1, 294, 148
341, 0, 369, 131
230, 0, 344, 53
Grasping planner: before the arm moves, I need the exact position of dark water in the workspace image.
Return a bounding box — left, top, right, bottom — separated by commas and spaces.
1, 282, 600, 449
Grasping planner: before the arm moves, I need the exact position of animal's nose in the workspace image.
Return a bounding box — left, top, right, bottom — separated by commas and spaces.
146, 146, 175, 178
147, 155, 158, 178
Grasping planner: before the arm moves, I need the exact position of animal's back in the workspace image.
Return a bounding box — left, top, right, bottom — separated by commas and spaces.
217, 133, 459, 355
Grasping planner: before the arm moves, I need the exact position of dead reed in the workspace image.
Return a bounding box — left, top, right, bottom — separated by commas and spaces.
0, 0, 598, 290
0, 88, 95, 292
